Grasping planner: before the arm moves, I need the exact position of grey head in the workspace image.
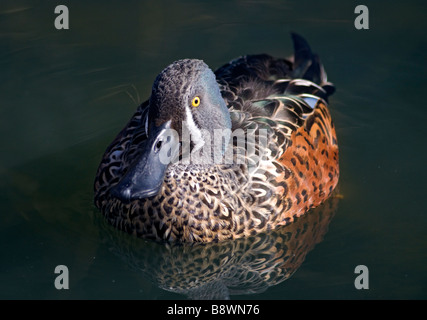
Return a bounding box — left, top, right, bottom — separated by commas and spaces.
111, 59, 232, 203
149, 59, 232, 160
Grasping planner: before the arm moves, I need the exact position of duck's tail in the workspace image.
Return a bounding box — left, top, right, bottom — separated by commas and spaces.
290, 33, 335, 96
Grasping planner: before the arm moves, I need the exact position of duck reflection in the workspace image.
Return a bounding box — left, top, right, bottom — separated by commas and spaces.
97, 193, 339, 299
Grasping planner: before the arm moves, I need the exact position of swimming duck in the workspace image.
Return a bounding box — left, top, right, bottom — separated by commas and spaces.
94, 33, 339, 242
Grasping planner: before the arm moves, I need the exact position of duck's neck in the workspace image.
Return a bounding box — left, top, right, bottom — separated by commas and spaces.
197, 128, 232, 165
180, 123, 232, 166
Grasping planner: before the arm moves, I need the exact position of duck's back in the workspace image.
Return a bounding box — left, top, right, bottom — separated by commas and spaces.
212, 33, 339, 230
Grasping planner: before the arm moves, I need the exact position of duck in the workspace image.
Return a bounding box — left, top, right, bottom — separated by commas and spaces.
94, 33, 339, 242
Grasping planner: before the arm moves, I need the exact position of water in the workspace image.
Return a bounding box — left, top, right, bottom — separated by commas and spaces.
1, 0, 426, 299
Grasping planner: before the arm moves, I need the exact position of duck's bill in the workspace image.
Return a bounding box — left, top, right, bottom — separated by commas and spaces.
110, 120, 178, 203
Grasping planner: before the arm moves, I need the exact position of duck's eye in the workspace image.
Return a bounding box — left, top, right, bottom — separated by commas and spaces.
191, 96, 201, 107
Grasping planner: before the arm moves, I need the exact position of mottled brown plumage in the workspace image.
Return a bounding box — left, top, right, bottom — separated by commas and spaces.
94, 33, 339, 242
97, 190, 339, 299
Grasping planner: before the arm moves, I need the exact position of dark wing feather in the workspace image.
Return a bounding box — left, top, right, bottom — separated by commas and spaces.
214, 33, 335, 139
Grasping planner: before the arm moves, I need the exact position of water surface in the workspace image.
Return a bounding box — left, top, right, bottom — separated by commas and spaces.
1, 0, 426, 299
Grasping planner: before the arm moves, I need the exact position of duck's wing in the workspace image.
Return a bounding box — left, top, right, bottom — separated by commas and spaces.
215, 33, 334, 97
215, 33, 335, 157
215, 34, 339, 223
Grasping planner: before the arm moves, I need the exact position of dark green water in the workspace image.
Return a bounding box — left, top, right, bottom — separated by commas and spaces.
1, 0, 426, 299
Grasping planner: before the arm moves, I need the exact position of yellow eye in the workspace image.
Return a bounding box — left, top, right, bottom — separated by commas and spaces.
191, 96, 201, 107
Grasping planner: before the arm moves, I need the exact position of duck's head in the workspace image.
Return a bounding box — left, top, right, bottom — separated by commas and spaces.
111, 59, 232, 203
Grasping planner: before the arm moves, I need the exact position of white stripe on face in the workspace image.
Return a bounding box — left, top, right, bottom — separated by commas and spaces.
184, 105, 205, 152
